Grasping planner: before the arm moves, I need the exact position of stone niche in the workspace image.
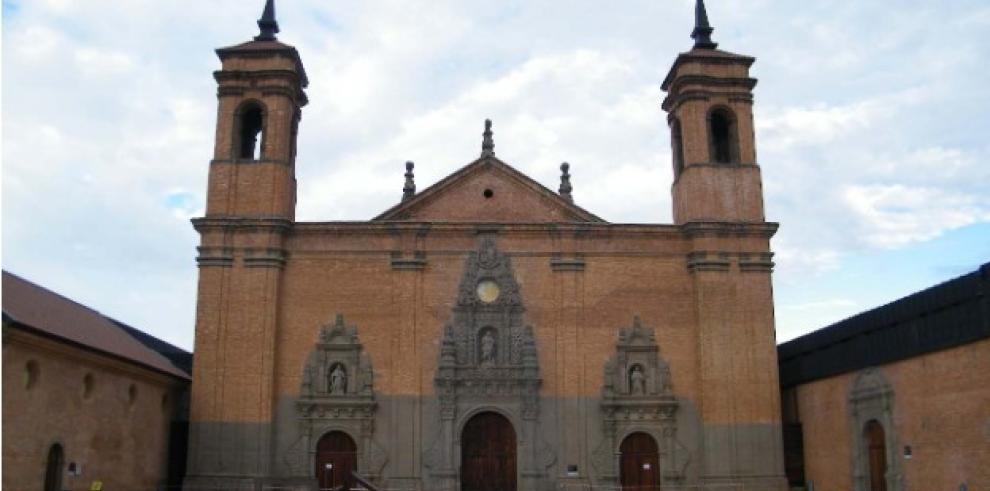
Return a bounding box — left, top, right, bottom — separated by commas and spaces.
423, 235, 555, 491
294, 314, 387, 483
592, 316, 689, 486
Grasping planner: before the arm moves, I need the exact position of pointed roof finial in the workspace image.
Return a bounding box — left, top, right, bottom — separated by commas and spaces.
558, 162, 573, 202
690, 0, 718, 49
402, 161, 416, 201
481, 119, 495, 157
255, 0, 280, 42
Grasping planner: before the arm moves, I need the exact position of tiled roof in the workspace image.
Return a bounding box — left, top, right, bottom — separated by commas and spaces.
2, 271, 190, 379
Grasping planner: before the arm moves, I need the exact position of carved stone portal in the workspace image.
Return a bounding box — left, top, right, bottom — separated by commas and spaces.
296, 314, 387, 483
592, 316, 689, 486
424, 235, 554, 491
849, 368, 903, 491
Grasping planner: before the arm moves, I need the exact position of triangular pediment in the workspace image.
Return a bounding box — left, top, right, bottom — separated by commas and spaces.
374, 157, 605, 223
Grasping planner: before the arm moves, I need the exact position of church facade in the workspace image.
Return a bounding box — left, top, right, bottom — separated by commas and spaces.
185, 1, 787, 490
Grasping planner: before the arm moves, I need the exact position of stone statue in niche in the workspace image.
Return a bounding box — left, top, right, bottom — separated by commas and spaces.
296, 314, 386, 481
596, 316, 689, 483
658, 363, 672, 392
629, 365, 646, 395
329, 364, 347, 394
480, 331, 496, 367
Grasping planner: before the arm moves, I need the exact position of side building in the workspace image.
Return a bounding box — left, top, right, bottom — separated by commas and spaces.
2, 271, 192, 491
778, 263, 990, 491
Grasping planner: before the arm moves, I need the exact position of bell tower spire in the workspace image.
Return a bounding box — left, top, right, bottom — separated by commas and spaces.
691, 0, 718, 49
255, 0, 280, 41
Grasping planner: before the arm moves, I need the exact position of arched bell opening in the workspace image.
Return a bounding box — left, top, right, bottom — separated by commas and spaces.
670, 118, 685, 179
233, 101, 266, 160
707, 107, 739, 164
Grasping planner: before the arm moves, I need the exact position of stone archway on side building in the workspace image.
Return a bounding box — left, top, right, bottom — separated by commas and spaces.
849, 368, 902, 491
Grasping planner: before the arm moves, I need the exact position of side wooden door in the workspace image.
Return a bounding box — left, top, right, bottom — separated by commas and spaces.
865, 420, 888, 491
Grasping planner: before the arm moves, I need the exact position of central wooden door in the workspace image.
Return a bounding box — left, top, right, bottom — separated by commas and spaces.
864, 420, 887, 491
461, 412, 517, 491
315, 431, 357, 491
620, 432, 659, 491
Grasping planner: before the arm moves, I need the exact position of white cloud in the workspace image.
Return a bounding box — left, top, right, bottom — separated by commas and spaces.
3, 1, 989, 348
843, 184, 990, 248
11, 25, 62, 59
73, 47, 135, 78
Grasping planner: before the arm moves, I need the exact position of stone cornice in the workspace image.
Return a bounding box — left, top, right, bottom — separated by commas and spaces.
196, 246, 234, 268
662, 76, 757, 111
686, 251, 776, 274
292, 221, 684, 238
243, 247, 287, 269
550, 256, 586, 272
214, 69, 308, 105
209, 158, 293, 167
661, 49, 756, 91
663, 88, 755, 112
686, 251, 731, 272
681, 221, 778, 239
192, 216, 293, 234
390, 251, 427, 270
214, 69, 303, 83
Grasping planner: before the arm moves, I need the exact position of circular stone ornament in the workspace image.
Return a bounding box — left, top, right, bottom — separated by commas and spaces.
476, 280, 500, 303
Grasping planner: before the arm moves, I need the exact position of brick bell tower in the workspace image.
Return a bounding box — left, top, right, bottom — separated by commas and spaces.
186, 0, 307, 487
663, 1, 787, 490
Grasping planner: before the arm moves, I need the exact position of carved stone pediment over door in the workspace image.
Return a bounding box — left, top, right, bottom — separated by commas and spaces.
292, 314, 387, 483
592, 316, 689, 487
423, 235, 553, 491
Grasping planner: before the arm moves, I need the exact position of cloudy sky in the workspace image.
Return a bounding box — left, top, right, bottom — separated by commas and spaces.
3, 0, 989, 351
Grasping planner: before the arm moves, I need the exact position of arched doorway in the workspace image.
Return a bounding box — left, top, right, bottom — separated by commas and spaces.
315, 431, 357, 491
461, 412, 516, 491
620, 432, 659, 491
864, 420, 887, 491
44, 443, 64, 491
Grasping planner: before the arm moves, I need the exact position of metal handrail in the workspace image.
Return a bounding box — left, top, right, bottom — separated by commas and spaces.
351, 471, 381, 491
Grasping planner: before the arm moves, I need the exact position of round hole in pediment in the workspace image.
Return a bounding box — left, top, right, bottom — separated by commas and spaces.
483, 189, 494, 199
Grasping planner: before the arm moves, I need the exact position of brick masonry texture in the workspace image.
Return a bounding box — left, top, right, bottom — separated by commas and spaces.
2, 328, 184, 491
794, 339, 990, 491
